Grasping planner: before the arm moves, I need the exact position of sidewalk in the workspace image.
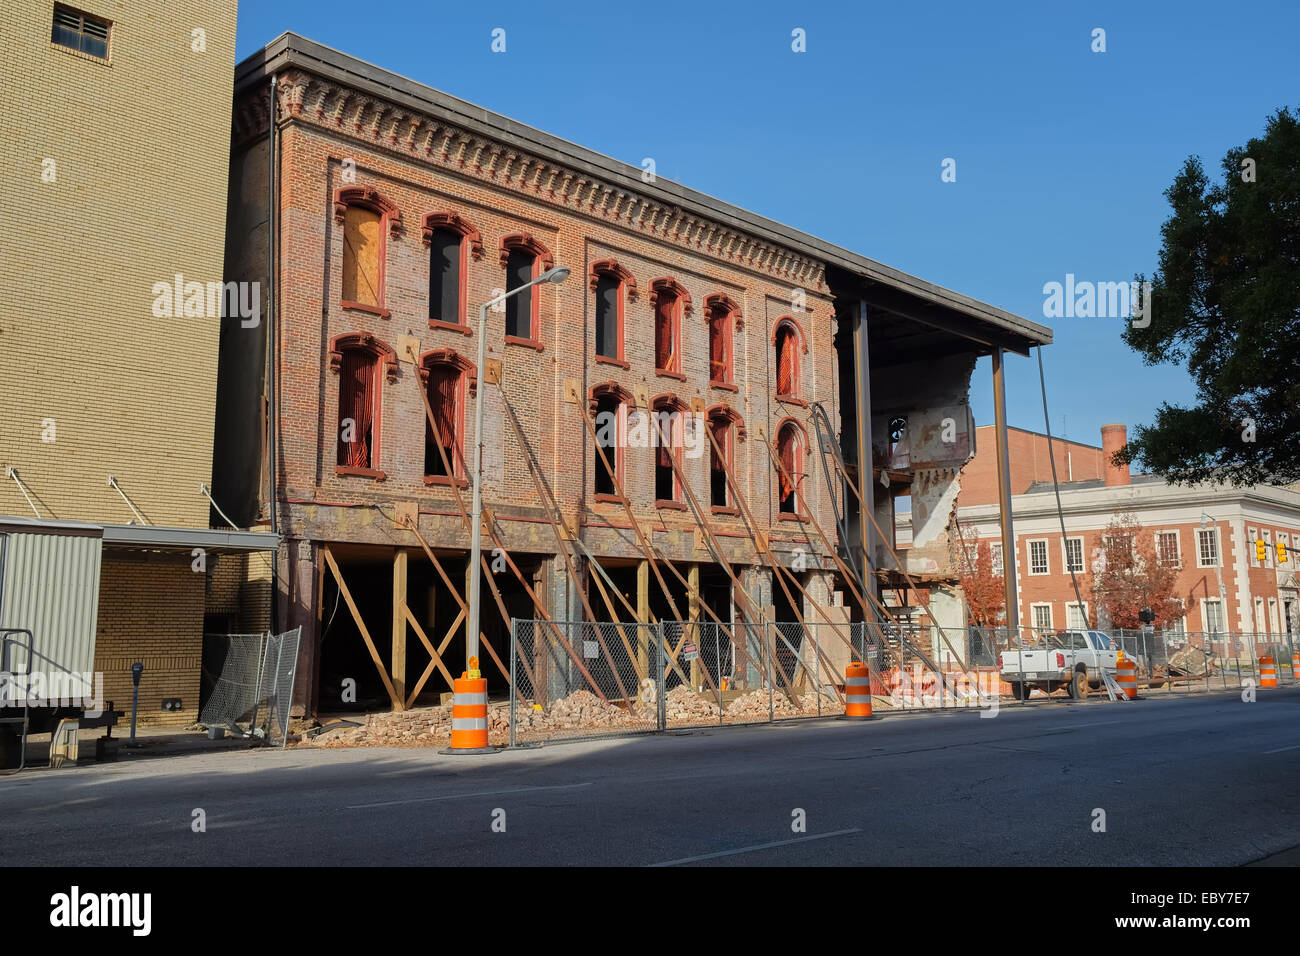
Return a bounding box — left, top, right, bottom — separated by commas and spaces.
16, 724, 263, 772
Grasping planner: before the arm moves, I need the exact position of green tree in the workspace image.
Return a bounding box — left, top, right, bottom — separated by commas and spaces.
1119, 107, 1300, 485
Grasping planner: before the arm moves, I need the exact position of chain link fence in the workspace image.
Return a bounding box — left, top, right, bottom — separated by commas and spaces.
199, 627, 301, 746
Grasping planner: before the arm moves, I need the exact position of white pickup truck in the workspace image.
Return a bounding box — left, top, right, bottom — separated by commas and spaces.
999, 630, 1118, 700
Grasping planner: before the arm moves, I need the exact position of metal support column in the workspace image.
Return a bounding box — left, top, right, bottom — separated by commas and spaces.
991, 348, 1019, 631
852, 300, 876, 623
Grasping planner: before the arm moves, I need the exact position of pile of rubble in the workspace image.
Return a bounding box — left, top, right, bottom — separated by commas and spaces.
723, 688, 826, 719
305, 706, 453, 748
663, 685, 721, 722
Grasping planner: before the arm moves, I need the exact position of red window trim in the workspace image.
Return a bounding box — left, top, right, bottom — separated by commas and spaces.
590, 382, 635, 497
591, 259, 635, 363
649, 278, 690, 376
710, 381, 739, 393
655, 500, 687, 511
593, 493, 630, 505
595, 355, 630, 369
329, 333, 397, 477
705, 293, 741, 386
650, 396, 689, 503
774, 417, 810, 517
773, 316, 806, 399
334, 186, 401, 313
707, 405, 743, 510
418, 348, 477, 482
429, 319, 472, 336
710, 505, 740, 517
500, 233, 554, 344
423, 212, 483, 329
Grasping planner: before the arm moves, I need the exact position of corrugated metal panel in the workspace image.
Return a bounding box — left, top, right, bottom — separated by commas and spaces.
0, 532, 102, 677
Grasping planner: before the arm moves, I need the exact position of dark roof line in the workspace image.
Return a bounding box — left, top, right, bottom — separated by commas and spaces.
235, 32, 1052, 352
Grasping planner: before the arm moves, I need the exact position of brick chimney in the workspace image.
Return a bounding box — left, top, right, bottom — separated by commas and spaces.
1100, 424, 1130, 486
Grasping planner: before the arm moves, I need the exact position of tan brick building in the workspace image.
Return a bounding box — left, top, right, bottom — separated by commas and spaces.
214, 34, 1049, 718
0, 1, 275, 731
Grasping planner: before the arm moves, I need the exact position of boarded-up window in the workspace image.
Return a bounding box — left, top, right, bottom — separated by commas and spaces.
655, 293, 678, 372
343, 205, 382, 307
429, 228, 462, 324
505, 247, 535, 338
777, 423, 799, 513
709, 416, 729, 508
595, 274, 620, 359
425, 364, 461, 477
775, 325, 797, 396
709, 306, 731, 383
337, 350, 378, 469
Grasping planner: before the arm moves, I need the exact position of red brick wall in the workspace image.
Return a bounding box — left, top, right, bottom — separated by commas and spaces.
960, 426, 1105, 507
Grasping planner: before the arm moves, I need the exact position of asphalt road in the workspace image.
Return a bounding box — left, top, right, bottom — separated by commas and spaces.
4, 688, 1298, 866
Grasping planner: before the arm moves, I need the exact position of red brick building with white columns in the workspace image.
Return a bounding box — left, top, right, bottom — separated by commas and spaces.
957, 423, 1300, 642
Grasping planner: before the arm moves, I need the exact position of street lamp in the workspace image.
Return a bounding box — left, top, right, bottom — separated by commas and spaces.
465, 266, 570, 671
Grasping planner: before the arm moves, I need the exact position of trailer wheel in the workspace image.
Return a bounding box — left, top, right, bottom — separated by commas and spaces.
1068, 668, 1089, 699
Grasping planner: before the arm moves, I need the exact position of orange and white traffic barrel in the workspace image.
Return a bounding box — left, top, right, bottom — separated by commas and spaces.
1291, 652, 1299, 679
444, 657, 496, 753
1116, 657, 1138, 700
844, 662, 872, 719
1260, 656, 1278, 688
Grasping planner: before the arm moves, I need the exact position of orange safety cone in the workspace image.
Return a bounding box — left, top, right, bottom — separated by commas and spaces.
441, 657, 498, 754
1260, 656, 1278, 689
1292, 652, 1299, 679
843, 662, 873, 719
1115, 656, 1138, 700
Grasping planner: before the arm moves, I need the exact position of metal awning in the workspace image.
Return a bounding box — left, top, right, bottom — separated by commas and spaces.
100, 524, 279, 554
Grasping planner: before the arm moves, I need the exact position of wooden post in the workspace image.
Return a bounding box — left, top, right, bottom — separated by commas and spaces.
688, 562, 701, 689
637, 559, 651, 675
392, 548, 407, 707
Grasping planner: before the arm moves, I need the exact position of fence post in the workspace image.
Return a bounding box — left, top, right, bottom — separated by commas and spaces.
765, 622, 774, 723
815, 624, 822, 717
655, 620, 666, 731
509, 619, 517, 749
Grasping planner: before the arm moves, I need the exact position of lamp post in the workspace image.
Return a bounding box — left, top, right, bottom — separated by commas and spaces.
1200, 512, 1229, 659
465, 266, 570, 670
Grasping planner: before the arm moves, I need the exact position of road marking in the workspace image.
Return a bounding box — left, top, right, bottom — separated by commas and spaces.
346, 781, 592, 809
648, 828, 862, 867
1262, 744, 1300, 754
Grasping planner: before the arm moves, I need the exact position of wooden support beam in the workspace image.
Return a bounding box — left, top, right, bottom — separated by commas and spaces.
322, 545, 401, 710
405, 606, 462, 708
392, 548, 407, 708
636, 559, 651, 675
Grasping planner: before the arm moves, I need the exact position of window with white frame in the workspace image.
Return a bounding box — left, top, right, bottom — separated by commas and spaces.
990, 542, 1003, 575
1028, 539, 1049, 575
1203, 598, 1225, 634
1269, 597, 1280, 634
1279, 532, 1291, 563
1031, 603, 1053, 633
1064, 537, 1084, 574
1066, 602, 1088, 629
1248, 527, 1258, 566
1163, 615, 1186, 638
1197, 528, 1220, 567
1254, 597, 1266, 633
1157, 530, 1180, 567
1262, 530, 1273, 568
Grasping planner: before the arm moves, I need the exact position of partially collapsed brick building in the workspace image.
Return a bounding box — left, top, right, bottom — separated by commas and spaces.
212, 34, 1051, 717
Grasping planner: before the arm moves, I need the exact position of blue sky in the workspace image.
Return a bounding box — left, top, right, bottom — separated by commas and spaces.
235, 0, 1298, 450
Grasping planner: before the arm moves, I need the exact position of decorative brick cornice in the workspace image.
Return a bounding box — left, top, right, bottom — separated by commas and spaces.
246, 70, 829, 293
417, 347, 477, 394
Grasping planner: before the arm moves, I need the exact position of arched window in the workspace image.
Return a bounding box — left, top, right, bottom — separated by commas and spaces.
651, 279, 686, 377
500, 233, 554, 345
329, 333, 397, 477
420, 350, 476, 485
705, 293, 741, 388
334, 187, 401, 316
591, 260, 635, 364
775, 420, 806, 515
774, 319, 802, 399
589, 383, 633, 499
423, 213, 482, 331
707, 405, 744, 511
651, 396, 687, 506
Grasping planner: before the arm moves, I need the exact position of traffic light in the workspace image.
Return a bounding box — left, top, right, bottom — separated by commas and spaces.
1256, 539, 1268, 563
1277, 539, 1289, 564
